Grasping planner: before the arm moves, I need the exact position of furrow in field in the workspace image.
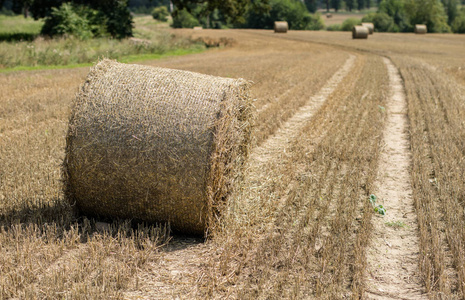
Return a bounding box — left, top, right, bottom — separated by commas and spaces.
123, 50, 356, 300
198, 54, 389, 299
365, 57, 426, 299
250, 54, 355, 164
395, 55, 465, 298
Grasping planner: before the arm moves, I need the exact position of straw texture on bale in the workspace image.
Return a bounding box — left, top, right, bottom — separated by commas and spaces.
352, 25, 369, 39
414, 24, 427, 34
274, 21, 288, 33
63, 59, 252, 235
361, 22, 374, 34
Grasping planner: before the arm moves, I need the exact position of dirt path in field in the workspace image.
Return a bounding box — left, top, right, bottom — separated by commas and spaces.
365, 58, 426, 299
123, 53, 356, 300
251, 54, 355, 163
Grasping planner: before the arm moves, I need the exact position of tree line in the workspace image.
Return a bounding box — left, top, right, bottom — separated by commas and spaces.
1, 0, 465, 37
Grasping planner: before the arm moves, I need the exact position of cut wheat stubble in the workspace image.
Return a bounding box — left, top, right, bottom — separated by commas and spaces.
122, 53, 356, 300
251, 54, 356, 164
365, 57, 427, 299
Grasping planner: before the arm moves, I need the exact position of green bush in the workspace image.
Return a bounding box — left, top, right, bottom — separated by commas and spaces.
304, 13, 325, 30
326, 24, 342, 31
41, 3, 99, 40
152, 6, 169, 22
379, 0, 409, 31
172, 9, 200, 28
404, 0, 451, 33
362, 12, 397, 32
104, 0, 134, 39
341, 17, 361, 31
452, 8, 465, 32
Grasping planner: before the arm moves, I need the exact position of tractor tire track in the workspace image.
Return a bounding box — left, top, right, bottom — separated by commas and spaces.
123, 53, 356, 300
365, 57, 427, 299
251, 54, 355, 164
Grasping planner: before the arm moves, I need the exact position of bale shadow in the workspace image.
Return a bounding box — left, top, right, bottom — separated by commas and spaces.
0, 198, 202, 252
0, 197, 75, 228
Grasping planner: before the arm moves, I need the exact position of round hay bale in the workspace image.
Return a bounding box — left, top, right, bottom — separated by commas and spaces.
414, 24, 427, 34
63, 59, 252, 236
361, 22, 374, 34
193, 26, 203, 30
274, 21, 288, 33
352, 25, 369, 39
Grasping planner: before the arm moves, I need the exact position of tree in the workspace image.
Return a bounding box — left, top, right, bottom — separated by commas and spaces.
379, 0, 410, 31
341, 17, 360, 30
345, 0, 355, 11
304, 0, 317, 13
404, 0, 451, 32
171, 0, 270, 25
362, 12, 396, 31
5, 0, 33, 17
443, 0, 458, 24
331, 0, 341, 12
172, 7, 200, 27
451, 7, 465, 32
40, 3, 97, 39
244, 0, 324, 30
357, 0, 364, 10
152, 5, 169, 21
1, 0, 134, 38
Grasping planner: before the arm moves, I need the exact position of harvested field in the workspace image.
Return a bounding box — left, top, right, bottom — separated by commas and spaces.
1, 28, 465, 299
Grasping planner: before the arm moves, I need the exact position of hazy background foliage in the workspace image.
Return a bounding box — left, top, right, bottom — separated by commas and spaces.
1, 0, 465, 40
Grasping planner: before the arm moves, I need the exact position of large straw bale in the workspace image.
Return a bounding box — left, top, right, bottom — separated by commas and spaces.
361, 22, 374, 34
414, 24, 427, 34
63, 59, 252, 235
274, 21, 288, 33
352, 25, 369, 39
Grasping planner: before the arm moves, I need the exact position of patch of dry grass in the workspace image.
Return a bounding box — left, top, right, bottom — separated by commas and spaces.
196, 54, 388, 298
0, 32, 351, 298
266, 29, 465, 298
394, 56, 465, 298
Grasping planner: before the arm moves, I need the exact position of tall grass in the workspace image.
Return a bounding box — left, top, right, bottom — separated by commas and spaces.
0, 15, 204, 70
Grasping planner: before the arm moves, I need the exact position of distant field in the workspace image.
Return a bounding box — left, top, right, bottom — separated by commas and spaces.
322, 12, 367, 26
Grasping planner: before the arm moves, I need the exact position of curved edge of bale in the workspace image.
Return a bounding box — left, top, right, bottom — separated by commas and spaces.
205, 79, 253, 236
414, 24, 427, 34
62, 59, 253, 237
361, 22, 374, 34
274, 21, 288, 33
352, 25, 369, 39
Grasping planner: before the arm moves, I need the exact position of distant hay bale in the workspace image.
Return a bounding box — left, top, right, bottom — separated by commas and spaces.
326, 13, 332, 18
361, 22, 374, 34
63, 59, 252, 236
414, 24, 427, 34
274, 21, 288, 33
352, 25, 369, 39
193, 26, 203, 30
